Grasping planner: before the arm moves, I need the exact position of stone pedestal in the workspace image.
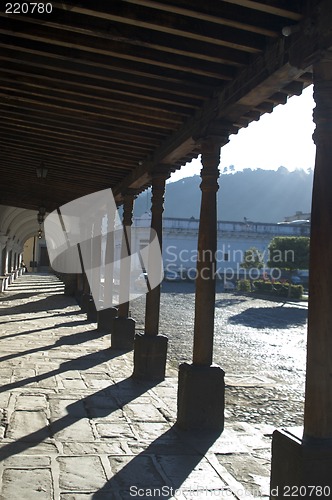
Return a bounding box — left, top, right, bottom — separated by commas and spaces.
177, 362, 225, 431
133, 333, 168, 381
112, 317, 136, 350
97, 307, 117, 333
86, 298, 97, 323
80, 293, 91, 313
62, 273, 77, 297
270, 429, 332, 498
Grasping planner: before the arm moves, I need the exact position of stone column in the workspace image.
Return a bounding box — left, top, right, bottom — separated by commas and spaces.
6, 242, 14, 283
62, 274, 78, 297
85, 218, 98, 322
0, 234, 8, 275
97, 208, 118, 332
304, 60, 332, 442
270, 57, 332, 493
74, 273, 85, 305
133, 166, 170, 380
0, 235, 8, 289
177, 131, 229, 431
112, 190, 137, 350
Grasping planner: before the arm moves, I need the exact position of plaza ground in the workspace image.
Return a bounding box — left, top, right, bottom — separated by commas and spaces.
0, 274, 308, 499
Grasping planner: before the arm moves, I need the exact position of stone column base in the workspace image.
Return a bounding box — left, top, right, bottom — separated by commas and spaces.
80, 293, 90, 313
97, 307, 118, 333
270, 428, 332, 498
86, 298, 97, 323
177, 363, 225, 432
133, 333, 168, 381
62, 273, 77, 296
112, 317, 136, 350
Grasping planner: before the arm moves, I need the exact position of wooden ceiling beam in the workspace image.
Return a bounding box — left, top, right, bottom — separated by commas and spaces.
120, 0, 279, 36
0, 135, 140, 167
0, 153, 133, 183
0, 121, 152, 156
0, 92, 180, 130
220, 0, 302, 20
0, 121, 161, 158
50, 2, 265, 53
0, 81, 191, 122
112, 35, 310, 198
2, 11, 251, 67
0, 40, 212, 99
0, 106, 167, 143
0, 71, 199, 113
0, 17, 242, 77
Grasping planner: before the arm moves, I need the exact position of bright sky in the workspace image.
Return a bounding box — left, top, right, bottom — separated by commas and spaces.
169, 85, 315, 183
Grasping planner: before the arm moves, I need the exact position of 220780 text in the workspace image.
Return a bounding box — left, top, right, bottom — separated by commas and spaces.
5, 3, 53, 14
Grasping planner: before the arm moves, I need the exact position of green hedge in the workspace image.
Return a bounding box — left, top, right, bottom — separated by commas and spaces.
237, 279, 251, 292
252, 280, 303, 299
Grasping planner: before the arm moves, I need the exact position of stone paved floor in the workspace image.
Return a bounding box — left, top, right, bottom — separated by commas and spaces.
0, 274, 276, 499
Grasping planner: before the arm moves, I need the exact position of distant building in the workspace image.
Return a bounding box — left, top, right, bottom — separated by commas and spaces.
133, 214, 310, 279
283, 210, 311, 223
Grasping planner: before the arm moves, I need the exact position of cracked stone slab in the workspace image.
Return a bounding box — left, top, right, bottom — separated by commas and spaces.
15, 394, 48, 411
1, 468, 53, 499
225, 374, 276, 387
58, 456, 108, 491
156, 455, 228, 491
49, 399, 87, 420
108, 455, 165, 490
6, 410, 49, 440
4, 455, 51, 467
123, 403, 166, 422
63, 441, 129, 456
95, 422, 137, 439
50, 418, 95, 442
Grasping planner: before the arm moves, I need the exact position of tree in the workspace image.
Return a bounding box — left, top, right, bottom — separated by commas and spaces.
267, 236, 309, 271
241, 247, 264, 270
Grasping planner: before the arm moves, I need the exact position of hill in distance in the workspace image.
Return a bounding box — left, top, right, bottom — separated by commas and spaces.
134, 167, 313, 223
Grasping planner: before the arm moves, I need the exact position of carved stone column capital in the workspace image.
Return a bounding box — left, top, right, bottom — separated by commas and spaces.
0, 234, 8, 247
121, 189, 137, 227
149, 165, 171, 220
312, 60, 332, 145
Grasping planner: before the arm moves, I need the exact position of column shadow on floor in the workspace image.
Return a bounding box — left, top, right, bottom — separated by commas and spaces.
0, 326, 108, 366
0, 318, 88, 341
92, 425, 222, 499
0, 343, 121, 395
228, 306, 308, 329
0, 377, 156, 462
0, 311, 82, 325
0, 374, 222, 499
0, 294, 78, 316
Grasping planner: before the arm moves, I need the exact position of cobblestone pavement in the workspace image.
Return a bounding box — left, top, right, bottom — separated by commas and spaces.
0, 275, 308, 499
131, 281, 308, 498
